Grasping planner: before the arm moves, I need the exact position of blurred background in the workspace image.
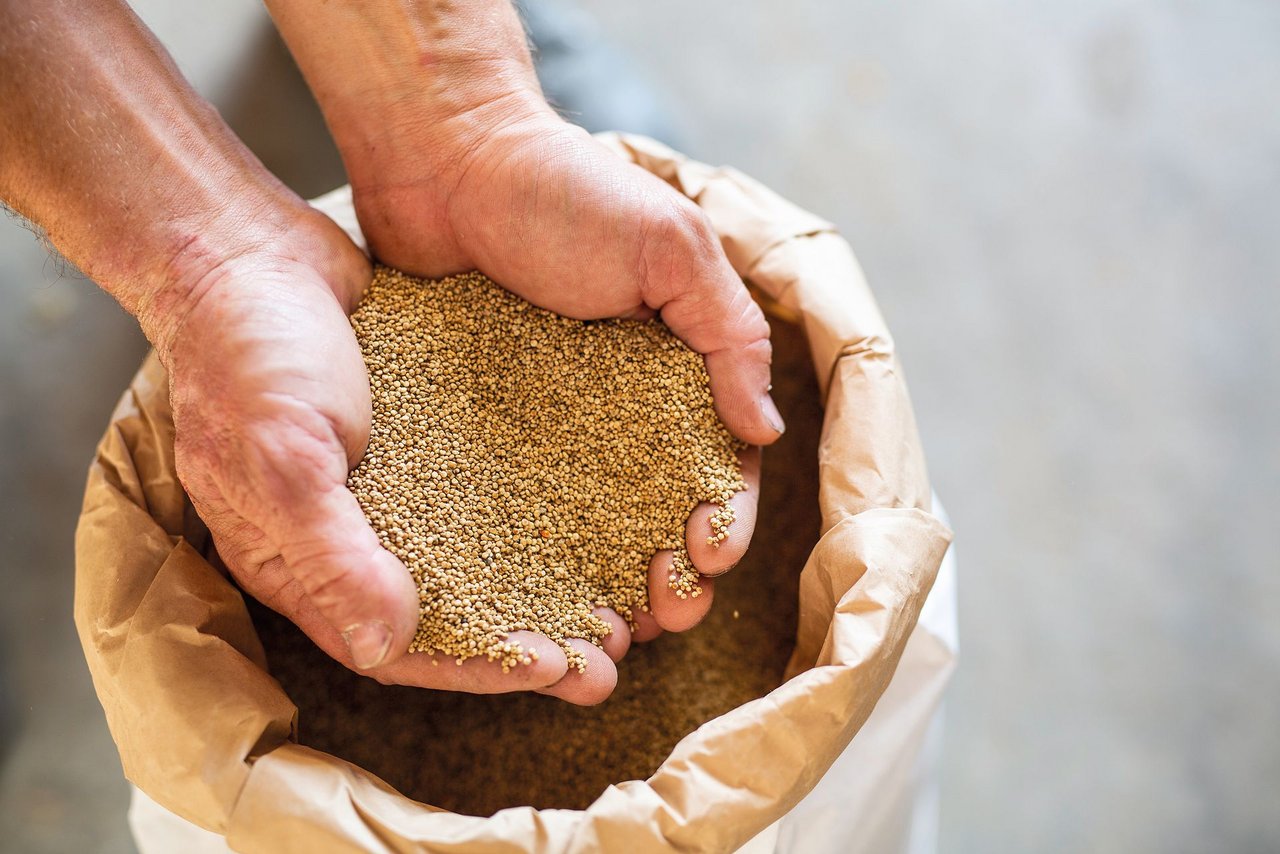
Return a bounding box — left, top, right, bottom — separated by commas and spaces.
1, 0, 1277, 851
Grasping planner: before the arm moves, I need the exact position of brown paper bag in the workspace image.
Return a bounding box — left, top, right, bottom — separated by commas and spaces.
75, 134, 952, 853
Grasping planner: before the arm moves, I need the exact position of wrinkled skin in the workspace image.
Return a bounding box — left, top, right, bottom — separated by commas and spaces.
167, 116, 774, 704
0, 0, 781, 705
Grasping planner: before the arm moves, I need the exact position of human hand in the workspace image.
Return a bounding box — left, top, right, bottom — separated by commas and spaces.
0, 0, 723, 706
265, 0, 783, 700
1, 0, 580, 698
156, 208, 621, 702
349, 112, 777, 651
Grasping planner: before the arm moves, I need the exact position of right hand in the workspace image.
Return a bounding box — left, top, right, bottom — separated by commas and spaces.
348, 110, 776, 655
152, 191, 767, 706
256, 0, 778, 702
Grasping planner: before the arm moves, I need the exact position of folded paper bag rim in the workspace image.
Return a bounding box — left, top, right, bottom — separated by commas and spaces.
73, 132, 952, 854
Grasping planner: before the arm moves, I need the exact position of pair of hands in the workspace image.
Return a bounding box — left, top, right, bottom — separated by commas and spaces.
170, 108, 782, 705
0, 0, 784, 704
0, 0, 781, 705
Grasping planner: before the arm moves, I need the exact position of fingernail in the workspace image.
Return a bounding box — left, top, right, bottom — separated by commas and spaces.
761, 394, 786, 435
343, 620, 393, 670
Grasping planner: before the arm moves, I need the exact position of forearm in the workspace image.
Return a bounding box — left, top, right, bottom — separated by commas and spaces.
263, 0, 551, 194
0, 0, 314, 353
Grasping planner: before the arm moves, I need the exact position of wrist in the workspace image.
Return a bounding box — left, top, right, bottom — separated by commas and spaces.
266, 0, 542, 121
266, 0, 556, 216
338, 82, 554, 198
138, 196, 369, 366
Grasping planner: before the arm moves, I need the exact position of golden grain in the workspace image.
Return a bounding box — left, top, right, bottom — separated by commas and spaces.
347, 267, 745, 671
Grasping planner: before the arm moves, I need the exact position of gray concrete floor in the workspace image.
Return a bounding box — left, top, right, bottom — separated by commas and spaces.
1, 1, 1277, 852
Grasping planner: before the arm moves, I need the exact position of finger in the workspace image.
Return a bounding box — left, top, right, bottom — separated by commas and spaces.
222, 412, 417, 665
593, 607, 631, 663
220, 406, 422, 671
263, 478, 420, 671
638, 198, 784, 446
705, 344, 785, 447
629, 605, 664, 643
536, 639, 618, 706
685, 446, 762, 576
369, 630, 569, 693
647, 549, 716, 633
248, 573, 571, 692
201, 451, 569, 693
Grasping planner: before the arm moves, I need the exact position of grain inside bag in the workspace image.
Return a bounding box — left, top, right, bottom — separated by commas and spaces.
73, 133, 954, 853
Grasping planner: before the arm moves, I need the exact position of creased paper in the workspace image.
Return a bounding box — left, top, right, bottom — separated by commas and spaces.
74, 133, 952, 853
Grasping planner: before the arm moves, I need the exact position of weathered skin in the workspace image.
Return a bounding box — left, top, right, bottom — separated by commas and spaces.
0, 0, 780, 704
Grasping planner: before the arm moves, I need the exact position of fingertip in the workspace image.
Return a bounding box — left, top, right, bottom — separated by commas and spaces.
685, 446, 762, 577
339, 547, 420, 669
592, 608, 631, 662
760, 393, 786, 439
503, 630, 571, 688
343, 619, 396, 670
629, 605, 664, 643
704, 346, 784, 446
537, 639, 618, 706
280, 487, 419, 669
361, 629, 568, 694
684, 504, 747, 577
648, 550, 715, 633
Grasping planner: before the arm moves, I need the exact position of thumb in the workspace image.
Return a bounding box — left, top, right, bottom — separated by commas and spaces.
639, 198, 785, 445
272, 484, 419, 670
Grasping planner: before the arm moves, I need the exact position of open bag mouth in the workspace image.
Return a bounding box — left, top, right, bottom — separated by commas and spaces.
240, 304, 822, 818
74, 133, 952, 853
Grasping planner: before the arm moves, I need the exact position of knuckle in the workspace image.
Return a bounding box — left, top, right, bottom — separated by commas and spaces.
728, 294, 772, 348
284, 520, 384, 622
290, 547, 359, 612
661, 199, 716, 252
248, 419, 336, 476
742, 333, 774, 364
639, 200, 717, 297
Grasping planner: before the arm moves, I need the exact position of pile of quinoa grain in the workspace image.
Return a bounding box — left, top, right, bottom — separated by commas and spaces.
246, 311, 823, 814
346, 266, 746, 671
